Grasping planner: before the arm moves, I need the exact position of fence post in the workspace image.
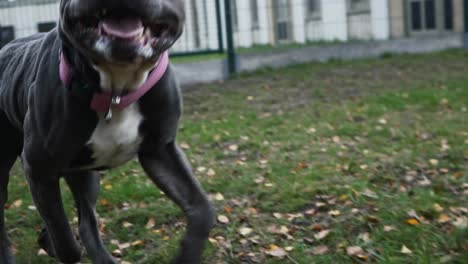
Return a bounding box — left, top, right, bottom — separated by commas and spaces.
224, 0, 237, 76
215, 0, 224, 53
464, 0, 468, 47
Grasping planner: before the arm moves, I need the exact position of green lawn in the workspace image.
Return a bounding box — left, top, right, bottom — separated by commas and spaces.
5, 49, 468, 263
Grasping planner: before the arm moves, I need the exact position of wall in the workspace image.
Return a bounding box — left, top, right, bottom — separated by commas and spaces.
174, 34, 464, 86
0, 3, 59, 38
322, 0, 348, 41
389, 0, 406, 38
371, 0, 390, 39
348, 13, 373, 40
454, 0, 465, 33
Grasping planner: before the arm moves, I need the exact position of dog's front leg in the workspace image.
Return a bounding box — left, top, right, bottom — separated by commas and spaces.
22, 159, 82, 263
139, 141, 215, 264
64, 171, 117, 264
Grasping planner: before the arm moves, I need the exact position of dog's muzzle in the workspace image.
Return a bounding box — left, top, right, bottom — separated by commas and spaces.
60, 0, 185, 64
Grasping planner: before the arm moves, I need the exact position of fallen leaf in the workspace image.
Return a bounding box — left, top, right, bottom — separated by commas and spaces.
332, 136, 341, 143
378, 118, 387, 125
180, 142, 190, 149
122, 221, 133, 228
367, 215, 379, 223
224, 205, 233, 213
266, 244, 287, 258
311, 245, 329, 255
433, 203, 444, 213
229, 144, 239, 152
304, 208, 316, 216
346, 246, 364, 256
131, 240, 145, 247
314, 229, 331, 240
146, 218, 156, 229
273, 213, 283, 219
384, 225, 397, 232
406, 218, 420, 225
453, 217, 467, 228
207, 168, 216, 177
111, 249, 122, 257
328, 210, 341, 217
285, 246, 294, 252
196, 166, 207, 173
12, 200, 22, 208
358, 232, 371, 243
214, 193, 224, 201
238, 227, 253, 236
401, 245, 412, 254
429, 159, 439, 166
37, 249, 48, 256
217, 215, 230, 224
438, 214, 451, 224
118, 242, 131, 250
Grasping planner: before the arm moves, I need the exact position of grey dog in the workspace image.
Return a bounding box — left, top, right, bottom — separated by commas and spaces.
0, 0, 215, 263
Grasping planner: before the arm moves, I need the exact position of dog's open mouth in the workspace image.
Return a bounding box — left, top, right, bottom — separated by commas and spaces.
71, 7, 178, 63
81, 9, 171, 46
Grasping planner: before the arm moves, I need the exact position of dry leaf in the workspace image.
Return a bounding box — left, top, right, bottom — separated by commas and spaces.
207, 168, 216, 177
311, 245, 329, 255
273, 213, 283, 219
384, 225, 397, 232
433, 203, 444, 213
346, 246, 364, 256
217, 215, 230, 224
401, 245, 412, 254
229, 144, 239, 152
37, 249, 48, 256
238, 227, 253, 236
328, 210, 341, 216
118, 242, 131, 250
438, 214, 451, 224
146, 218, 156, 229
131, 240, 145, 247
406, 218, 420, 225
122, 221, 133, 228
358, 232, 371, 243
429, 159, 439, 166
214, 193, 224, 201
266, 244, 287, 258
12, 200, 22, 208
314, 229, 330, 240
111, 249, 122, 257
180, 142, 190, 149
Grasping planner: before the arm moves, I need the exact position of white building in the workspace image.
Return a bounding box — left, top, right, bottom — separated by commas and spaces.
0, 0, 465, 51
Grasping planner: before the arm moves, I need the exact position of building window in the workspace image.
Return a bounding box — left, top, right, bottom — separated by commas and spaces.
251, 0, 259, 29
347, 0, 370, 13
0, 26, 15, 48
273, 0, 291, 41
37, 22, 56, 33
307, 0, 321, 20
444, 0, 454, 30
407, 0, 454, 34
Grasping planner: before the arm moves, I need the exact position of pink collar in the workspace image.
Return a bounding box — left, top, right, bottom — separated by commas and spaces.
60, 51, 169, 112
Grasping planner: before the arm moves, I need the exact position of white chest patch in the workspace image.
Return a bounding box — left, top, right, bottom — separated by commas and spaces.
87, 103, 144, 169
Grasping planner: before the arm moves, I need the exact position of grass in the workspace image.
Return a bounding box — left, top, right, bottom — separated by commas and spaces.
5, 49, 468, 263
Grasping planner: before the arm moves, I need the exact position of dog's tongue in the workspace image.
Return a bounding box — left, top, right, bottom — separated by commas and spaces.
101, 17, 144, 39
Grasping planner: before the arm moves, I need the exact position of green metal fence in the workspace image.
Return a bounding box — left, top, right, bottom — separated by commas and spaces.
0, 0, 466, 76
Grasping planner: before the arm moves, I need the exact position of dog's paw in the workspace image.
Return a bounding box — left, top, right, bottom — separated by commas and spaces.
37, 228, 56, 258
